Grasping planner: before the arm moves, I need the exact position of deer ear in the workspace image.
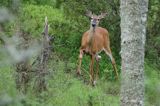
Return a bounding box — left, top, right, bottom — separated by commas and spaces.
99, 12, 107, 19
86, 10, 93, 18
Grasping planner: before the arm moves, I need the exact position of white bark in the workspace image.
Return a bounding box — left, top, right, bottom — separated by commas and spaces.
120, 0, 148, 106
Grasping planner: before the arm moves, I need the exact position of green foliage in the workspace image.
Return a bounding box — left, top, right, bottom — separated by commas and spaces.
0, 55, 160, 106
18, 4, 80, 59
146, 0, 160, 68
0, 0, 20, 14
0, 66, 25, 106
0, 0, 12, 7
145, 63, 160, 106
22, 0, 56, 7
0, 0, 160, 106
0, 55, 120, 106
4, 4, 80, 60
19, 4, 68, 37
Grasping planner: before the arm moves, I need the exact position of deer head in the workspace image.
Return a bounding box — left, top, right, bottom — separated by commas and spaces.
86, 11, 107, 28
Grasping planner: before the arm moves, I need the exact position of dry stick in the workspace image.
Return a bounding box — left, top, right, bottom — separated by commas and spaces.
34, 17, 52, 93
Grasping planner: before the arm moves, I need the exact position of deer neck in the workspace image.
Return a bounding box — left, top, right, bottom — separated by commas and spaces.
88, 26, 96, 46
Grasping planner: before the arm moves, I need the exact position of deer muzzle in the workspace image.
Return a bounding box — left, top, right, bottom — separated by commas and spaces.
92, 19, 96, 27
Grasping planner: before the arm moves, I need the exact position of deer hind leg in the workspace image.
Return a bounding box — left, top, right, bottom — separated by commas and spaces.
77, 49, 84, 75
104, 47, 119, 79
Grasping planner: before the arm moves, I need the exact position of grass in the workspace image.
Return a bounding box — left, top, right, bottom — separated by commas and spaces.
145, 63, 160, 106
0, 57, 159, 106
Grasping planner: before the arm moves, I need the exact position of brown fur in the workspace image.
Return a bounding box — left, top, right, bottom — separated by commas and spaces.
81, 27, 110, 54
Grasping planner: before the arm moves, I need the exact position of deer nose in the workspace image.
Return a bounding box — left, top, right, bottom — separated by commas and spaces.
92, 19, 96, 27
92, 23, 96, 27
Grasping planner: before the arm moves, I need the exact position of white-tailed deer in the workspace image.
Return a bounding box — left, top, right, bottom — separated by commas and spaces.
77, 11, 118, 85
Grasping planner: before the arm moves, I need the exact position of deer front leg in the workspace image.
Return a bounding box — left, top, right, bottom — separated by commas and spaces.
94, 54, 100, 85
89, 54, 95, 86
77, 49, 83, 75
90, 54, 101, 86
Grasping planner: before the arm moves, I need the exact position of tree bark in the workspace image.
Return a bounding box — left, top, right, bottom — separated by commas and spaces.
120, 0, 148, 106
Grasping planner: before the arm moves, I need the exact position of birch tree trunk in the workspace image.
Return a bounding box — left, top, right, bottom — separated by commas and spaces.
120, 0, 148, 106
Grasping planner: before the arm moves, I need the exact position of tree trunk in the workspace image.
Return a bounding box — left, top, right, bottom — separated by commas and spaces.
120, 0, 148, 106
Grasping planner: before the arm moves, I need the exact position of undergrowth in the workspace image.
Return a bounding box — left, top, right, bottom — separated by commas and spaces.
0, 54, 160, 106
